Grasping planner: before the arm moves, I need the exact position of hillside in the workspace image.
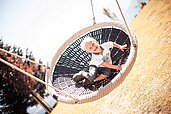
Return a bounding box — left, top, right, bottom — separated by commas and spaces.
51, 0, 171, 113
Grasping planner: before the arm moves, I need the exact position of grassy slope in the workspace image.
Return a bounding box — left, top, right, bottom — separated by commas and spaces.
51, 0, 171, 113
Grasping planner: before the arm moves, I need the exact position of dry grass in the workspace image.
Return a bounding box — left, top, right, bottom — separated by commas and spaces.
51, 0, 171, 113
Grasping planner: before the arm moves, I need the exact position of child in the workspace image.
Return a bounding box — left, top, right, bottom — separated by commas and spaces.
73, 37, 127, 85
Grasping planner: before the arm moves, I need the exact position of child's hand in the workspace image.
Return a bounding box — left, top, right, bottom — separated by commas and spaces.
120, 44, 127, 51
115, 64, 126, 71
115, 65, 122, 71
121, 64, 126, 70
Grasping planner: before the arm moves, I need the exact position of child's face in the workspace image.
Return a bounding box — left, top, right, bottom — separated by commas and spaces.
85, 41, 101, 53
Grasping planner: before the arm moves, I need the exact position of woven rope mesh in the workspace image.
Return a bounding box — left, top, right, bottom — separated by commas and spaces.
52, 27, 131, 99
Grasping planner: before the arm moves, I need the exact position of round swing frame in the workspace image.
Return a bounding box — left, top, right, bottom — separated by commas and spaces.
46, 21, 138, 104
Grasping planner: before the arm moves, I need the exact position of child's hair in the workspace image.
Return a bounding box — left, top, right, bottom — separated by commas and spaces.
80, 36, 97, 51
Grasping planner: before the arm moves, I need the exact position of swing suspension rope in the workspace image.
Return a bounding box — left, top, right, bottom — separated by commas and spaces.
90, 0, 132, 38
115, 0, 132, 38
90, 0, 96, 25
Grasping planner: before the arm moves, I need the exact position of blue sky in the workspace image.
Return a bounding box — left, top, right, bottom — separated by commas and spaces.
0, 0, 143, 64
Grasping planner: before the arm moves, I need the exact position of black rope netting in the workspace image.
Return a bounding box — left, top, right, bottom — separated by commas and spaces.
52, 27, 131, 98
